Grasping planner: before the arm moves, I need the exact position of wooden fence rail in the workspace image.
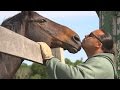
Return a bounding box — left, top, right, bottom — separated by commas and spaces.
0, 26, 65, 64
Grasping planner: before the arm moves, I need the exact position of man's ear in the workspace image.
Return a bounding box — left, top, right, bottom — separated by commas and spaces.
95, 41, 102, 48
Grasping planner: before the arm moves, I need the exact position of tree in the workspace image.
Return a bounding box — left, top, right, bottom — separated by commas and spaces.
65, 58, 83, 66
30, 74, 41, 79
73, 60, 83, 66
65, 58, 74, 66
30, 63, 49, 79
15, 63, 32, 79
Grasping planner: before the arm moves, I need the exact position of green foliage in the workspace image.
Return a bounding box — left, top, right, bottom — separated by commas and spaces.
30, 63, 49, 79
15, 63, 32, 79
65, 58, 74, 66
73, 60, 83, 66
29, 74, 41, 79
65, 58, 83, 66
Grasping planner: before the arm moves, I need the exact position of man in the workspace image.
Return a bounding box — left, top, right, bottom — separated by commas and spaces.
38, 29, 118, 79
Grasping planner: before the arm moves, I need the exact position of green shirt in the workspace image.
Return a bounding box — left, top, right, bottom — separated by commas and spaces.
46, 53, 117, 79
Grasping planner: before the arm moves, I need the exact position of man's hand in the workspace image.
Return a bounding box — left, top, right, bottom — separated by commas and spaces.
37, 42, 54, 60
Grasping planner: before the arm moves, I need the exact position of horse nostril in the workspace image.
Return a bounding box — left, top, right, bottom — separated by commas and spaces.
73, 35, 81, 43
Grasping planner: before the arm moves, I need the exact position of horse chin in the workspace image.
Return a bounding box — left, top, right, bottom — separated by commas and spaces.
69, 48, 79, 54
65, 47, 81, 54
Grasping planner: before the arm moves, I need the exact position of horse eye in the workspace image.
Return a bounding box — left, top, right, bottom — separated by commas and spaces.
39, 19, 46, 23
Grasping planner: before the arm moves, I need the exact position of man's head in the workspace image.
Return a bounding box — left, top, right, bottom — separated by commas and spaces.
82, 29, 114, 57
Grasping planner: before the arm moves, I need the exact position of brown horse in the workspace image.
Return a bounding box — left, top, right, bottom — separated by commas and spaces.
0, 11, 81, 79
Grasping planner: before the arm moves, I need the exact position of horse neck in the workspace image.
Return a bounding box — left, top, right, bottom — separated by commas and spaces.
0, 21, 25, 79
0, 53, 23, 79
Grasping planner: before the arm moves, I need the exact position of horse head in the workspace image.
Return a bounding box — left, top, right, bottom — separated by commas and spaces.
24, 11, 81, 53
0, 11, 81, 78
2, 11, 81, 53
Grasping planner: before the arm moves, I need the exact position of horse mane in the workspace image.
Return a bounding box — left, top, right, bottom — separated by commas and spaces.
1, 12, 25, 33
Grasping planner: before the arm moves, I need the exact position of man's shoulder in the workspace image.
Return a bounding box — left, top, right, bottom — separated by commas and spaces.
86, 53, 114, 65
92, 53, 114, 61
93, 53, 114, 58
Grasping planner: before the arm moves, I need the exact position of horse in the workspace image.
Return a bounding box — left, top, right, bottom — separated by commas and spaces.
0, 11, 81, 79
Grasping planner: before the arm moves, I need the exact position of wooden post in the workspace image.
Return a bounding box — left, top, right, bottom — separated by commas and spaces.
52, 48, 65, 64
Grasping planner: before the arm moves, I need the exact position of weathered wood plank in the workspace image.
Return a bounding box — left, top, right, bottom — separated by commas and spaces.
52, 48, 65, 64
0, 26, 43, 64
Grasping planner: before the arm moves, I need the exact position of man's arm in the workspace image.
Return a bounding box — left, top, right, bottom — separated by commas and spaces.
38, 42, 95, 79
45, 58, 95, 79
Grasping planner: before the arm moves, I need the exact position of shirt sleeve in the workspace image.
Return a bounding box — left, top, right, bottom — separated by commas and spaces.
45, 58, 95, 79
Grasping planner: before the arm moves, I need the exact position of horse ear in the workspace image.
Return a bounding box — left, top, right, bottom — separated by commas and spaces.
22, 11, 28, 14
21, 11, 32, 16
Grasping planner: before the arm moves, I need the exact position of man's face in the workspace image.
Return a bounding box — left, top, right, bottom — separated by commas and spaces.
81, 29, 105, 51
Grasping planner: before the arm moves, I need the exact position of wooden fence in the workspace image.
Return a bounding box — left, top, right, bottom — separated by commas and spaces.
0, 26, 65, 64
